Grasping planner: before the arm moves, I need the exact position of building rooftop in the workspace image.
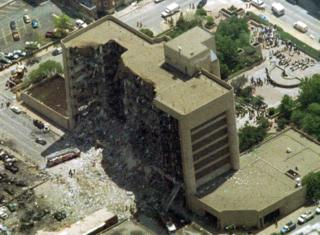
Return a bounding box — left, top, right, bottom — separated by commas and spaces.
199, 129, 320, 212
62, 17, 229, 118
165, 27, 214, 59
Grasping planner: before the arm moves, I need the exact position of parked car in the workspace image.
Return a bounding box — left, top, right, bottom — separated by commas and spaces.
315, 206, 320, 214
75, 19, 87, 28
5, 53, 17, 60
12, 31, 20, 41
45, 31, 60, 39
10, 106, 21, 114
23, 14, 31, 23
298, 211, 314, 224
280, 221, 296, 234
25, 41, 40, 50
13, 50, 26, 57
35, 137, 47, 145
52, 47, 62, 56
10, 20, 16, 30
154, 0, 164, 3
31, 19, 39, 28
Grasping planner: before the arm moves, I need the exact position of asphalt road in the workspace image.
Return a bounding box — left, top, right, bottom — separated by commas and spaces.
0, 47, 63, 166
0, 0, 63, 53
116, 0, 320, 39
115, 0, 243, 33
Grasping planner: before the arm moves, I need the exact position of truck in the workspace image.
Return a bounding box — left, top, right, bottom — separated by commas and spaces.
294, 21, 308, 33
161, 2, 180, 18
271, 2, 285, 16
46, 148, 81, 167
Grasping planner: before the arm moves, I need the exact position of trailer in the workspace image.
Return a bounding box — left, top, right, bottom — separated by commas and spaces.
271, 2, 285, 16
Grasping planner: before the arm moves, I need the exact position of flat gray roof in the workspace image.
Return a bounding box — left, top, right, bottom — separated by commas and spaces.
199, 129, 320, 212
62, 17, 229, 117
165, 27, 213, 59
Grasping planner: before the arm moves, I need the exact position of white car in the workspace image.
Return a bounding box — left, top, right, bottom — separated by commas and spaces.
75, 19, 87, 29
10, 106, 21, 114
0, 207, 8, 219
165, 221, 177, 233
298, 211, 314, 224
316, 207, 320, 214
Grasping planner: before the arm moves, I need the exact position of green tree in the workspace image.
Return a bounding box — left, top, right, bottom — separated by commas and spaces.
278, 95, 295, 120
195, 8, 207, 17
205, 16, 214, 29
290, 110, 305, 128
302, 114, 320, 139
302, 172, 320, 201
238, 125, 267, 152
231, 75, 248, 96
298, 74, 320, 108
54, 14, 73, 37
140, 28, 154, 38
23, 60, 63, 88
257, 117, 270, 129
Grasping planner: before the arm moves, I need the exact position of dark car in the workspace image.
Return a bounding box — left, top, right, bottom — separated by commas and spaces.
197, 0, 207, 8
10, 21, 16, 30
280, 221, 296, 234
31, 19, 39, 29
45, 31, 58, 38
35, 137, 46, 145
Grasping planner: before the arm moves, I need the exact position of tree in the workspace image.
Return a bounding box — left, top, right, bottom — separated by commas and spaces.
298, 74, 320, 108
290, 110, 305, 128
54, 14, 73, 37
25, 60, 63, 86
195, 8, 207, 16
238, 125, 267, 152
140, 28, 154, 38
302, 172, 320, 201
278, 95, 295, 120
205, 16, 214, 29
231, 75, 248, 96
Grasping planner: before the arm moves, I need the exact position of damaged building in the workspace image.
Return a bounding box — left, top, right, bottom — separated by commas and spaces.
61, 16, 239, 222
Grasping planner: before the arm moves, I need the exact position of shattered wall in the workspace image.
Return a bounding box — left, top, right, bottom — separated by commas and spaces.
66, 41, 183, 181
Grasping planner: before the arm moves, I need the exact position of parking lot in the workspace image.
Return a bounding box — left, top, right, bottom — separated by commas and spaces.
0, 0, 63, 53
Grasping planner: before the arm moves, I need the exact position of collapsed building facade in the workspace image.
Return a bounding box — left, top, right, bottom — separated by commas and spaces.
61, 16, 240, 226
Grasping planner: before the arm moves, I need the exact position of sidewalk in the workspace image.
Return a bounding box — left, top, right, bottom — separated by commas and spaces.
258, 204, 317, 234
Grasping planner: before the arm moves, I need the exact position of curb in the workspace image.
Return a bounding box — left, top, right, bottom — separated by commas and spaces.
0, 0, 14, 9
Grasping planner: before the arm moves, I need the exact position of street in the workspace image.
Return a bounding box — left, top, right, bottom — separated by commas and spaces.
115, 0, 243, 34
116, 0, 320, 44
0, 46, 63, 166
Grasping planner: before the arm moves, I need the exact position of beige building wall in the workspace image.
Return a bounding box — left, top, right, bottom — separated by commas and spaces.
21, 93, 69, 129
172, 88, 240, 212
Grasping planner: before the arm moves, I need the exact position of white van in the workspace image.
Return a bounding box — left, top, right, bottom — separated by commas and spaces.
251, 0, 266, 9
294, 21, 308, 33
271, 2, 285, 16
161, 3, 180, 18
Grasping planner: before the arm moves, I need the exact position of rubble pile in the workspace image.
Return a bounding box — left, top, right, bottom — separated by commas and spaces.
68, 42, 184, 182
